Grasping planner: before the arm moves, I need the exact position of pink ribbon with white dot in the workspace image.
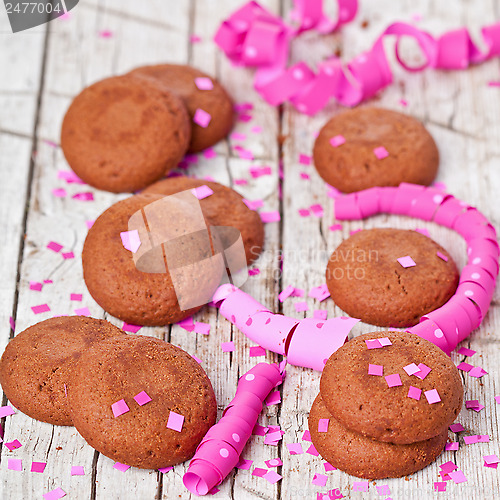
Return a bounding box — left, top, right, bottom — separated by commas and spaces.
214, 0, 500, 114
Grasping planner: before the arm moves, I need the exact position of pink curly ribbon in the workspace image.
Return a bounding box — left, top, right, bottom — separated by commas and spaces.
212, 284, 358, 371
183, 363, 282, 496
335, 183, 499, 354
215, 1, 500, 114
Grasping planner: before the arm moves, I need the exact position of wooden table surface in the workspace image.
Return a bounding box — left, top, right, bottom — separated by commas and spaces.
1, 0, 499, 499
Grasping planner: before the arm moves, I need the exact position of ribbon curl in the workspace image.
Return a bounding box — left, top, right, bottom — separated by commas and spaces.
215, 1, 500, 113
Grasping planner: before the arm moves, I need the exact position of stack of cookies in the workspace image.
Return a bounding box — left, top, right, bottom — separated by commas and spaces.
309, 331, 463, 479
0, 316, 217, 470
61, 64, 234, 193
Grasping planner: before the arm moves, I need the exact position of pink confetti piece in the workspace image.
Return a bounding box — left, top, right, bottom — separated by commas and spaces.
399, 99, 408, 107
177, 316, 195, 332
312, 473, 328, 487
133, 391, 152, 406
193, 109, 212, 128
318, 419, 329, 432
32, 304, 50, 314
58, 170, 84, 184
414, 227, 430, 237
448, 470, 467, 484
329, 223, 342, 231
52, 188, 67, 198
365, 339, 383, 349
30, 281, 43, 291
496, 395, 500, 404
265, 390, 281, 406
29, 461, 46, 473
72, 192, 94, 201
111, 399, 130, 418
47, 241, 63, 253
469, 366, 487, 378
440, 461, 458, 473
158, 466, 173, 473
98, 29, 113, 38
463, 435, 479, 444
299, 172, 310, 180
324, 462, 336, 472
265, 458, 282, 468
260, 211, 280, 223
249, 346, 266, 357
484, 454, 500, 465
0, 406, 15, 418
299, 154, 311, 165
86, 220, 95, 229
306, 443, 319, 456
202, 147, 217, 159
122, 323, 142, 333
43, 488, 67, 500
71, 466, 85, 475
385, 374, 402, 387
310, 203, 324, 217
402, 363, 420, 376
263, 470, 282, 484
465, 399, 480, 409
434, 482, 447, 492
294, 301, 309, 312
449, 423, 465, 432
5, 440, 22, 451
373, 146, 389, 159
478, 435, 490, 442
298, 208, 310, 217
445, 442, 459, 451
191, 185, 214, 200
368, 364, 383, 376
457, 362, 473, 372
437, 251, 448, 262
230, 132, 247, 141
70, 293, 83, 302
236, 459, 253, 470
248, 267, 260, 276
167, 411, 184, 432
250, 166, 272, 178
120, 230, 141, 253
221, 341, 235, 352
8, 458, 22, 471
113, 463, 130, 472
194, 77, 214, 90
74, 307, 91, 316
234, 145, 254, 159
353, 481, 369, 492
194, 322, 211, 335
252, 467, 267, 477
302, 430, 312, 442
397, 255, 416, 268
407, 386, 422, 400
264, 430, 283, 445
243, 199, 264, 210
43, 279, 53, 284
424, 389, 441, 404
457, 347, 476, 356
378, 337, 392, 346
9, 316, 15, 331
329, 135, 345, 147
414, 363, 431, 380
62, 252, 74, 259
287, 443, 303, 455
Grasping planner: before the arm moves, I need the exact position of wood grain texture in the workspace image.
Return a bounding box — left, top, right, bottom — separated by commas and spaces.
0, 0, 499, 498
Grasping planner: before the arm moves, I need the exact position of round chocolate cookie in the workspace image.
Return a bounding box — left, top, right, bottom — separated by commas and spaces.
128, 64, 234, 153
0, 316, 123, 426
313, 107, 439, 192
320, 331, 463, 445
82, 193, 223, 326
143, 176, 264, 264
61, 75, 191, 193
67, 334, 217, 469
309, 394, 447, 479
326, 228, 459, 327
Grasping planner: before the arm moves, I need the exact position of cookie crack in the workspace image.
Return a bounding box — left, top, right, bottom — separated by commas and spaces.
394, 270, 408, 295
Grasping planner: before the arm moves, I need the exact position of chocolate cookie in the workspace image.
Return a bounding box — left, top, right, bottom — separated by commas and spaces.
320, 331, 463, 445
309, 394, 447, 479
0, 316, 123, 426
67, 334, 217, 469
143, 176, 264, 264
128, 64, 234, 153
82, 193, 223, 326
326, 228, 459, 327
61, 75, 191, 193
313, 107, 439, 192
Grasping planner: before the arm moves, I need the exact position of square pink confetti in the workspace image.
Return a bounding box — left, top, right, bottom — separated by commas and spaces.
30, 281, 43, 291
463, 435, 479, 444
279, 285, 295, 302
457, 362, 473, 372
133, 391, 152, 406
329, 135, 345, 147
368, 364, 383, 376
434, 482, 446, 492
465, 399, 480, 409
242, 199, 263, 210
8, 458, 22, 471
329, 223, 342, 231
253, 424, 267, 436
378, 337, 392, 346
193, 108, 212, 128
111, 399, 130, 417
448, 470, 467, 484
287, 443, 303, 455
365, 339, 382, 349
31, 461, 46, 473
74, 307, 91, 316
158, 466, 173, 473
324, 462, 336, 472
260, 211, 280, 223
167, 411, 184, 432
298, 208, 310, 217
373, 146, 389, 159
445, 442, 459, 451
299, 154, 311, 165
302, 430, 312, 441
424, 389, 441, 404
43, 488, 66, 500
449, 423, 465, 432
249, 346, 266, 357
120, 230, 141, 253
484, 454, 499, 465
407, 386, 422, 400
318, 419, 329, 432
32, 304, 50, 314
265, 458, 282, 468
265, 390, 281, 406
52, 188, 67, 198
440, 461, 457, 473
414, 363, 431, 380
397, 255, 416, 268
236, 459, 253, 470
5, 440, 22, 451
249, 267, 260, 276
47, 241, 63, 252
306, 444, 319, 456
194, 77, 213, 90
62, 252, 74, 259
0, 405, 15, 417
437, 251, 448, 262
263, 470, 282, 484
385, 374, 402, 387
403, 363, 420, 376
122, 323, 142, 333
71, 466, 85, 476
469, 366, 487, 378
457, 347, 476, 356
221, 341, 235, 352
252, 467, 267, 477
312, 473, 328, 487
193, 322, 210, 335
113, 463, 130, 472
70, 293, 83, 301
191, 185, 214, 200
73, 192, 94, 201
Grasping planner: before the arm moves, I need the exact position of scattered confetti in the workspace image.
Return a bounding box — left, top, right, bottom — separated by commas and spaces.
302, 430, 312, 441
167, 411, 184, 432
111, 399, 130, 418
194, 322, 211, 335
263, 470, 282, 484
191, 185, 214, 200
52, 188, 67, 198
265, 458, 282, 468
450, 423, 465, 432
329, 135, 345, 147
158, 466, 173, 473
397, 255, 416, 268
353, 480, 369, 492
193, 109, 212, 128
445, 442, 459, 451
8, 459, 22, 471
4, 440, 21, 452
122, 323, 142, 333
376, 485, 391, 496
448, 470, 467, 484
265, 390, 281, 406
252, 467, 267, 477
120, 230, 141, 253
424, 389, 441, 404
313, 310, 327, 320
306, 444, 319, 456
31, 462, 46, 473
74, 307, 91, 316
457, 347, 476, 356
72, 192, 94, 201
47, 241, 63, 253
194, 77, 214, 90
221, 341, 235, 352
236, 459, 253, 470
113, 463, 130, 472
403, 363, 420, 376
329, 223, 342, 231
407, 386, 422, 400
434, 482, 447, 492
32, 304, 50, 314
414, 363, 431, 380
287, 443, 303, 455
368, 364, 383, 376
385, 374, 402, 387
260, 211, 280, 223
43, 487, 66, 500
98, 30, 113, 38
312, 473, 328, 487
457, 362, 473, 372
373, 146, 389, 159
318, 419, 329, 432
242, 199, 263, 210
249, 346, 266, 357
250, 166, 272, 178
30, 281, 43, 291
71, 466, 85, 476
0, 405, 15, 418
133, 391, 152, 406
